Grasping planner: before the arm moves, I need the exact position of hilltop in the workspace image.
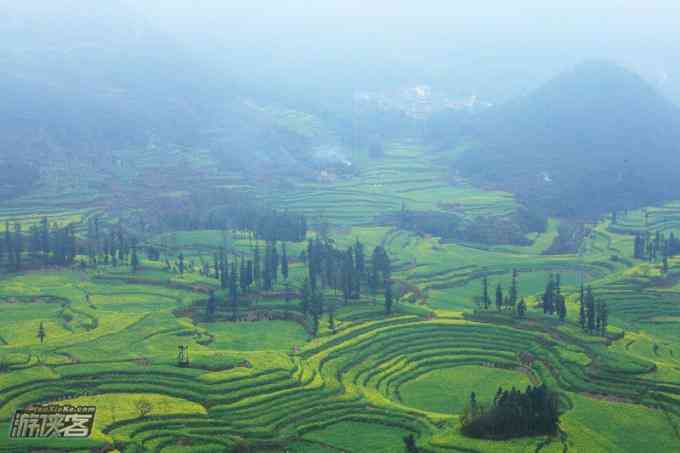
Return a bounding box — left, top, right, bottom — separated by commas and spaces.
454, 61, 680, 217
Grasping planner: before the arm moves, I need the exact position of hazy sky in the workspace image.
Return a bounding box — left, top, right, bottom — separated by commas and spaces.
124, 1, 680, 46
3, 1, 680, 100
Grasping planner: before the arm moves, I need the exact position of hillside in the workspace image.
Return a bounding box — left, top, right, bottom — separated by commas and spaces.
0, 7, 358, 201
455, 61, 680, 217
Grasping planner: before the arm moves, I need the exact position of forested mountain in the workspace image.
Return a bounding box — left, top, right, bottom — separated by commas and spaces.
452, 61, 680, 217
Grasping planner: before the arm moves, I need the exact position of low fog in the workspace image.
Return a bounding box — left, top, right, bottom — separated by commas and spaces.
2, 1, 680, 101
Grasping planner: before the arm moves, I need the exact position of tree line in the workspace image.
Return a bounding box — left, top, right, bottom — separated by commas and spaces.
479, 271, 609, 336
203, 237, 394, 337
541, 273, 567, 321
1, 218, 77, 272
478, 269, 527, 318
634, 231, 680, 272
299, 238, 393, 336
143, 189, 308, 242
204, 241, 292, 322
577, 285, 608, 336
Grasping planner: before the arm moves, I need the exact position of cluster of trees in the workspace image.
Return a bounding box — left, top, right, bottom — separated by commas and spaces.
304, 238, 391, 306
205, 242, 292, 321
300, 278, 328, 337
479, 272, 610, 336
206, 237, 395, 336
299, 239, 393, 335
82, 218, 144, 269
0, 216, 161, 275
206, 242, 290, 293
460, 385, 560, 439
145, 190, 308, 242
402, 434, 419, 453
541, 273, 567, 321
541, 275, 609, 336
479, 269, 527, 317
544, 222, 589, 255
578, 285, 609, 336
225, 208, 307, 242
634, 231, 680, 271
1, 219, 78, 272
391, 205, 547, 246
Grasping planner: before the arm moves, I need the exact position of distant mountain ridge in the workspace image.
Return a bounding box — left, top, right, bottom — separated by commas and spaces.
455, 61, 680, 217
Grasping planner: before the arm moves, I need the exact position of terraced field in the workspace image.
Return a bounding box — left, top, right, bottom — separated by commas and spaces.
268, 142, 516, 226
2, 141, 680, 451
2, 264, 679, 452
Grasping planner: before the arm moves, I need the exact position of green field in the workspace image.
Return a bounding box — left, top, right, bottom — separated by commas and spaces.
1, 141, 680, 452
400, 366, 531, 414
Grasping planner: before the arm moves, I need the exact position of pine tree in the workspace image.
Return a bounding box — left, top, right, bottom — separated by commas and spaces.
586, 287, 596, 334
578, 284, 586, 330
600, 301, 608, 336
229, 262, 238, 320
342, 248, 354, 304
311, 309, 320, 337
213, 253, 220, 280
264, 244, 274, 290
403, 434, 419, 453
220, 255, 228, 290
300, 278, 311, 315
368, 264, 378, 303
246, 260, 254, 288
281, 243, 289, 281
239, 259, 248, 292
28, 224, 39, 259
354, 238, 365, 276
326, 250, 337, 294
353, 262, 361, 299
310, 288, 323, 337
253, 246, 261, 288
556, 288, 566, 322
307, 239, 317, 290
271, 242, 279, 283
13, 223, 22, 271
131, 244, 140, 272
0, 224, 4, 267
206, 291, 216, 320
495, 284, 503, 311
482, 275, 490, 310
542, 274, 555, 315
37, 322, 46, 344
328, 299, 336, 333
384, 281, 394, 315
40, 216, 49, 265
633, 234, 644, 259
509, 268, 519, 311
4, 221, 12, 270
517, 298, 526, 318
371, 245, 391, 288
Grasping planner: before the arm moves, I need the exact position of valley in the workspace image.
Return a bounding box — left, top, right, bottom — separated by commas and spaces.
1, 140, 680, 452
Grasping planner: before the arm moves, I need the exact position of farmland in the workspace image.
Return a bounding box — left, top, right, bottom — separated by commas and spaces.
1, 141, 680, 452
